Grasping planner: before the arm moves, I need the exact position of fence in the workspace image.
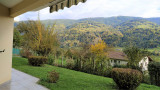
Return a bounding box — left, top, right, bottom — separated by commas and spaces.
13, 48, 20, 55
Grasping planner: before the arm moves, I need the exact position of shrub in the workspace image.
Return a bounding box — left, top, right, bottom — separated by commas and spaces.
66, 59, 75, 69
47, 70, 59, 83
48, 54, 54, 65
103, 66, 113, 77
130, 65, 142, 72
28, 56, 47, 66
54, 61, 59, 67
81, 60, 93, 73
20, 49, 32, 58
113, 64, 128, 68
142, 74, 150, 84
148, 62, 160, 86
111, 68, 143, 90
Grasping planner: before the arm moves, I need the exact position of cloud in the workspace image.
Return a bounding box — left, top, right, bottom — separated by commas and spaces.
14, 0, 160, 21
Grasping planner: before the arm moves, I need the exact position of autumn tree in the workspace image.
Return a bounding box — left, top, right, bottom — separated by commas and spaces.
16, 20, 59, 56
90, 40, 107, 55
90, 40, 109, 73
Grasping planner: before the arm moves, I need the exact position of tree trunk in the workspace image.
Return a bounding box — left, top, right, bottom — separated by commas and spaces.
93, 58, 95, 70
80, 59, 82, 69
62, 55, 63, 67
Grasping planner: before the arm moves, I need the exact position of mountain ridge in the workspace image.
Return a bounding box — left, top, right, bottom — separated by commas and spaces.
14, 16, 160, 27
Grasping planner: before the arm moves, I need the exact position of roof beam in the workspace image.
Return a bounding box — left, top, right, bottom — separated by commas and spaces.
0, 3, 9, 16
10, 0, 54, 17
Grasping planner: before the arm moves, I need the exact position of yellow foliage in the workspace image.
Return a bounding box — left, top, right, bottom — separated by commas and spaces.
90, 40, 107, 55
20, 19, 59, 56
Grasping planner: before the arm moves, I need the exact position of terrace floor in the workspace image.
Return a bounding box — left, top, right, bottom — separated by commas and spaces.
0, 69, 48, 90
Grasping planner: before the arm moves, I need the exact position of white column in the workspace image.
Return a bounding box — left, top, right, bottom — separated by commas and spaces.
0, 4, 14, 84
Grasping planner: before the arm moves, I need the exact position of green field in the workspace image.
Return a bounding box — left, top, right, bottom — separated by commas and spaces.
150, 55, 160, 62
147, 47, 160, 62
147, 47, 160, 52
12, 57, 160, 90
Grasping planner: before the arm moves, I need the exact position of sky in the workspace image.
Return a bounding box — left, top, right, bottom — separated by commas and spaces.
14, 0, 160, 21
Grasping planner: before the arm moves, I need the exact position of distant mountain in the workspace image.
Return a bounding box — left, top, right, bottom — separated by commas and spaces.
41, 19, 77, 26
145, 17, 160, 25
116, 19, 160, 48
58, 20, 123, 47
117, 19, 158, 32
14, 16, 160, 27
61, 19, 160, 48
67, 20, 110, 29
40, 16, 160, 26
78, 16, 142, 26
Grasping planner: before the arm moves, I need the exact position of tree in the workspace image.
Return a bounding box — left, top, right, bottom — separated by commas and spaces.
13, 28, 22, 48
17, 20, 59, 56
123, 46, 150, 68
148, 62, 160, 86
90, 40, 109, 74
90, 40, 107, 55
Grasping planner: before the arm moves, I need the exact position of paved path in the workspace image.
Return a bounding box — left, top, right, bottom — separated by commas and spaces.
0, 69, 49, 90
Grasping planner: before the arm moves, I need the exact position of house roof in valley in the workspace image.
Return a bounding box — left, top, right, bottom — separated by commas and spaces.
108, 51, 153, 62
108, 51, 128, 60
147, 56, 153, 61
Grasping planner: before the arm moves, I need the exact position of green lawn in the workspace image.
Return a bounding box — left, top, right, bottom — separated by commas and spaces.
150, 55, 160, 62
147, 47, 160, 62
12, 57, 160, 90
147, 47, 160, 52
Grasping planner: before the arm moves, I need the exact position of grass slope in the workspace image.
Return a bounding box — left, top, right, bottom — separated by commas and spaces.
12, 57, 160, 90
147, 47, 160, 62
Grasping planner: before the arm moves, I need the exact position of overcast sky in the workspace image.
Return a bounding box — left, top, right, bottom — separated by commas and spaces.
14, 0, 160, 21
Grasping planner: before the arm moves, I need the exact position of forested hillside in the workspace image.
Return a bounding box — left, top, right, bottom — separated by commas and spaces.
117, 19, 160, 48
41, 16, 142, 27
57, 21, 123, 47
14, 16, 160, 48
78, 16, 141, 26
146, 17, 160, 25
41, 19, 77, 26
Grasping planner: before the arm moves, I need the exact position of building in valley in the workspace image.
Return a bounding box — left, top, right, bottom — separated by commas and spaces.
108, 51, 153, 71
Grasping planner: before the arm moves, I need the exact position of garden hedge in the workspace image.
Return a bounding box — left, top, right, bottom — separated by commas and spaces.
111, 68, 143, 90
28, 56, 47, 66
